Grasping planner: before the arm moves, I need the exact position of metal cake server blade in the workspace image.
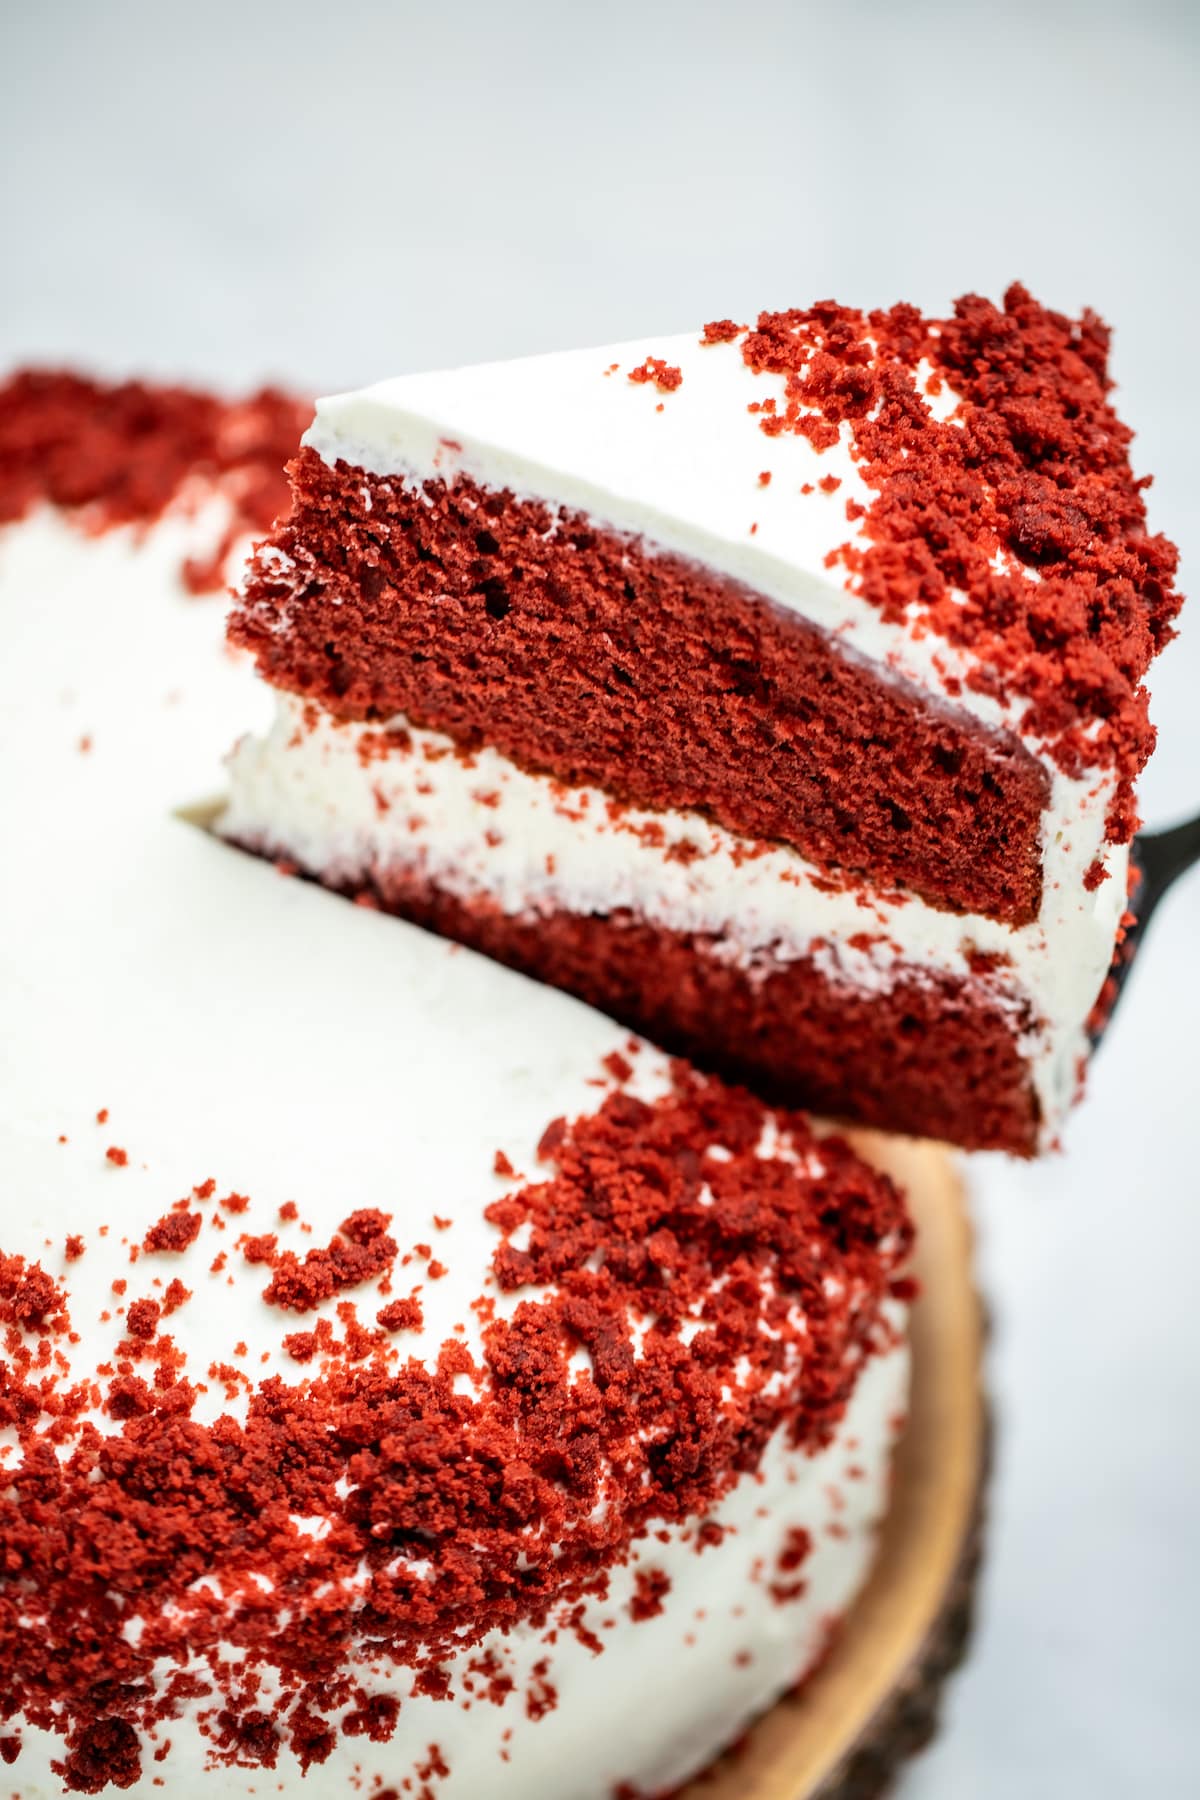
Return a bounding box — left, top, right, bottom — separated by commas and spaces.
1092, 808, 1200, 1044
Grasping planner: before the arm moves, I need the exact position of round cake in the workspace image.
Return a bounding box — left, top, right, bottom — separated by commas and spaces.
0, 376, 915, 1799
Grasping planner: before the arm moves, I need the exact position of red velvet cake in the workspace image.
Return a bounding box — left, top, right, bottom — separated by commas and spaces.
224, 288, 1183, 1152
0, 369, 917, 1799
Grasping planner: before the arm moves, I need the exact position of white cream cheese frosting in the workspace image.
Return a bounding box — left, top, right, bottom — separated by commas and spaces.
0, 504, 910, 1798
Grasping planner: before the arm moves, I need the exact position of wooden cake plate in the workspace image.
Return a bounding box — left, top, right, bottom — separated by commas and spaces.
682, 1133, 987, 1800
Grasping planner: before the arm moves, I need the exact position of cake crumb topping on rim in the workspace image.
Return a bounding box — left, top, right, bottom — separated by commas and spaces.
0, 1064, 910, 1790
708, 285, 1182, 836
0, 369, 310, 593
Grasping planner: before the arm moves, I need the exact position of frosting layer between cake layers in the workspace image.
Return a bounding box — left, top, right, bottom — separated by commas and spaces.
0, 490, 911, 1799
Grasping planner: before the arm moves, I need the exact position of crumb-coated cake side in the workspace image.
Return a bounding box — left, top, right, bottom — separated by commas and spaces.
0, 385, 913, 1800
0, 368, 309, 591
223, 288, 1182, 1153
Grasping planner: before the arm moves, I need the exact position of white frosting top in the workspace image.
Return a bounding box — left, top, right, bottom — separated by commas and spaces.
0, 503, 909, 1797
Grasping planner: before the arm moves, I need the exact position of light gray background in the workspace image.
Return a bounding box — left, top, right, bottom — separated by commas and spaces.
4, 2, 1198, 1792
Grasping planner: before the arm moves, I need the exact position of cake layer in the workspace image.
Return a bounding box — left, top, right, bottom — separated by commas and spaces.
222, 696, 1129, 1152
0, 415, 913, 1797
232, 450, 1050, 924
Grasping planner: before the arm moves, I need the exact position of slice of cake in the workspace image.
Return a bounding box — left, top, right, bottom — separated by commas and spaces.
224, 286, 1183, 1154
0, 373, 915, 1799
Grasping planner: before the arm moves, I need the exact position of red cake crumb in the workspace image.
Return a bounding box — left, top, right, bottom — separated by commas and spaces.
770, 1525, 814, 1604
256, 1209, 398, 1311
377, 1296, 424, 1333
0, 370, 310, 594
1, 1068, 910, 1775
64, 1235, 84, 1262
524, 1662, 558, 1722
630, 1568, 672, 1621
342, 1694, 401, 1742
105, 1146, 127, 1167
417, 1744, 450, 1782
778, 1526, 813, 1570
95, 1108, 109, 1124
627, 358, 683, 393
701, 320, 745, 343
0, 1254, 69, 1332
143, 1210, 202, 1254
161, 1278, 191, 1314
55, 1717, 142, 1795
125, 1298, 161, 1341
213, 1710, 279, 1771
537, 1117, 567, 1161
